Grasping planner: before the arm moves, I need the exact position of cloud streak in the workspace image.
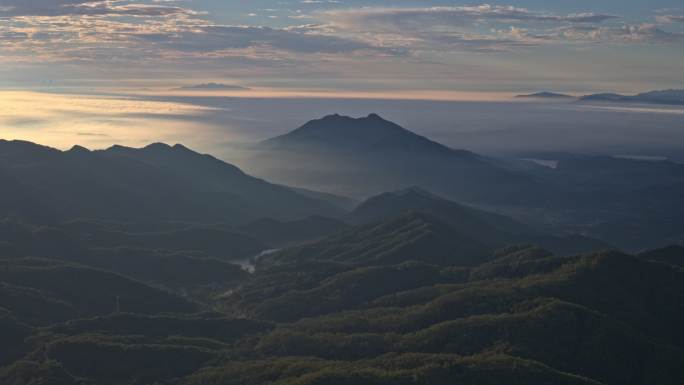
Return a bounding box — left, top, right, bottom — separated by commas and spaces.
555, 23, 684, 43
318, 5, 619, 29
0, 2, 682, 92
310, 5, 684, 52
0, 2, 386, 69
0, 0, 196, 17
656, 15, 684, 23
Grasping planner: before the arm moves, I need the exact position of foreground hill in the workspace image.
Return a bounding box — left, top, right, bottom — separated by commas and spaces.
0, 140, 341, 224
0, 258, 197, 326
218, 247, 684, 385
1, 229, 682, 384
1, 134, 683, 384
348, 187, 530, 243
0, 220, 252, 300
348, 187, 612, 255
224, 208, 608, 322
248, 114, 538, 203
260, 211, 492, 269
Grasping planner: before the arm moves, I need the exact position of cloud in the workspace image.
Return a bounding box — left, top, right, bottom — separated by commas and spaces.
311, 5, 684, 52
656, 15, 684, 23
0, 90, 222, 149
0, 2, 673, 64
318, 5, 619, 31
143, 25, 380, 54
0, 0, 196, 17
306, 5, 626, 52
0, 1, 386, 68
556, 23, 684, 43
0, 1, 682, 89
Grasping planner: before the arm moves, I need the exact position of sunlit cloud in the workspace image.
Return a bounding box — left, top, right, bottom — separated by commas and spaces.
655, 14, 684, 23
317, 5, 619, 29
0, 0, 197, 17
314, 5, 683, 50
554, 23, 684, 43
0, 2, 387, 70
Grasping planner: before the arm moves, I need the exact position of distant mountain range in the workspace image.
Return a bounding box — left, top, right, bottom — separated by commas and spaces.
579, 89, 684, 105
515, 92, 574, 99
515, 89, 684, 105
177, 82, 249, 90
249, 113, 539, 203
241, 114, 684, 250
0, 140, 341, 224
3, 113, 683, 251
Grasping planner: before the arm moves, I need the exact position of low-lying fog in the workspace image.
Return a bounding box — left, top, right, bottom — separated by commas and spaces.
3, 91, 684, 163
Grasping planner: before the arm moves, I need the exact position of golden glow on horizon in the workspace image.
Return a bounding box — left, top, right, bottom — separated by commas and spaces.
2, 89, 684, 160
0, 90, 222, 150
0, 88, 517, 149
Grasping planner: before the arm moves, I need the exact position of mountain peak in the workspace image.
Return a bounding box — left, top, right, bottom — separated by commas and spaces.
516, 92, 574, 99
172, 143, 192, 152
105, 143, 195, 156
105, 144, 128, 152
262, 113, 456, 155
144, 142, 173, 151
67, 145, 90, 154
317, 113, 387, 123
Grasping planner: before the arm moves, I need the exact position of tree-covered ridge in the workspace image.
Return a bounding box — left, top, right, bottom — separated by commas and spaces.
216, 249, 684, 385
0, 258, 197, 326
0, 136, 682, 384
1, 234, 683, 385
0, 139, 342, 224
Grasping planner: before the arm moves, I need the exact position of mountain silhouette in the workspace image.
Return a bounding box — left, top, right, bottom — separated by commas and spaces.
263, 113, 460, 156
515, 92, 574, 99
580, 89, 684, 105
178, 82, 249, 91
348, 187, 611, 255
348, 187, 527, 244
250, 114, 538, 203
0, 140, 342, 223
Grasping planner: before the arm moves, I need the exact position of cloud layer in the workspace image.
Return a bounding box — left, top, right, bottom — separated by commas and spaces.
315, 5, 682, 50
0, 1, 682, 90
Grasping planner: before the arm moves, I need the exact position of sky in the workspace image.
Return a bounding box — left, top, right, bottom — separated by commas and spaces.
1, 0, 683, 92
0, 1, 683, 158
